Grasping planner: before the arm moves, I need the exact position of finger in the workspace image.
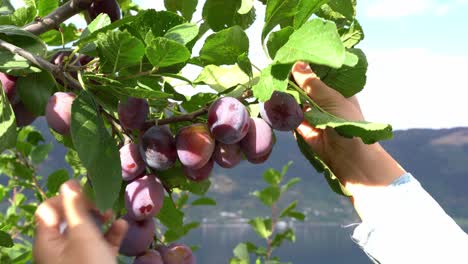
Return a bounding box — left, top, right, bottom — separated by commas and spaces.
291, 61, 344, 106
348, 96, 364, 115
296, 120, 322, 147
104, 219, 128, 254
35, 195, 64, 238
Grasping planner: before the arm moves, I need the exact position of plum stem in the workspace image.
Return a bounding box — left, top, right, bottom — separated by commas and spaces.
23, 0, 96, 35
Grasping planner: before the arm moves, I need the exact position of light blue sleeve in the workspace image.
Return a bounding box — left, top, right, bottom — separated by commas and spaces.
350, 173, 468, 263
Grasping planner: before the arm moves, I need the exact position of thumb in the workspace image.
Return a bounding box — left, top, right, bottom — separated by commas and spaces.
291, 61, 345, 108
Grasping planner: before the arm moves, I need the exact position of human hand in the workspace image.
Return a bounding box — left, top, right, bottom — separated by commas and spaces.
291, 61, 405, 189
33, 180, 128, 264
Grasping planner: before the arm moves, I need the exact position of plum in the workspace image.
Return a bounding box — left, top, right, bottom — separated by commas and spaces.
50, 51, 80, 86
119, 215, 155, 257
134, 250, 164, 264
183, 159, 213, 182
0, 73, 19, 104
246, 148, 272, 164
213, 142, 241, 168
240, 118, 274, 161
118, 97, 149, 131
45, 92, 76, 135
125, 175, 165, 221
139, 126, 177, 171
88, 0, 121, 22
207, 97, 250, 144
13, 102, 36, 127
120, 143, 146, 181
260, 91, 303, 131
176, 124, 215, 169
157, 243, 196, 264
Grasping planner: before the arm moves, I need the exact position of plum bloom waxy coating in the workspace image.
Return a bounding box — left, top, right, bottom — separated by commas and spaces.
45, 92, 76, 135
176, 124, 215, 169
119, 215, 155, 257
241, 118, 274, 161
120, 143, 146, 181
207, 97, 250, 144
140, 126, 177, 170
260, 91, 304, 131
125, 175, 165, 221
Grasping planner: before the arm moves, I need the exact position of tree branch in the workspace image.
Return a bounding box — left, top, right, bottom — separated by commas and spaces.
23, 0, 95, 35
0, 39, 82, 90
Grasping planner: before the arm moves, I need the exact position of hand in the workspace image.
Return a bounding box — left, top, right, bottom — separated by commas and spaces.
291, 61, 405, 190
33, 180, 128, 264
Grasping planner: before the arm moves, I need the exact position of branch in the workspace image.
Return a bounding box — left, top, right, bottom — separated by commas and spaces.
23, 0, 95, 35
0, 39, 82, 90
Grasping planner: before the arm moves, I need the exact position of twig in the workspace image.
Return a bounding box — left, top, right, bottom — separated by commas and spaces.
23, 0, 95, 35
0, 39, 82, 90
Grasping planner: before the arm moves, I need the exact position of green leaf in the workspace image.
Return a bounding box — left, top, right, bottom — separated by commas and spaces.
30, 143, 52, 164
317, 0, 356, 21
293, 0, 328, 29
281, 177, 300, 193
70, 91, 122, 210
81, 13, 111, 39
279, 200, 305, 220
263, 168, 282, 186
37, 0, 58, 17
238, 0, 254, 14
40, 24, 79, 46
158, 164, 211, 195
295, 132, 350, 196
236, 53, 252, 78
146, 37, 190, 68
304, 106, 392, 144
232, 243, 250, 263
266, 26, 293, 59
252, 186, 280, 206
191, 197, 217, 206
129, 10, 185, 40
249, 217, 272, 239
10, 6, 36, 26
164, 0, 198, 21
0, 230, 13, 248
16, 71, 56, 116
76, 15, 138, 46
96, 30, 145, 73
164, 23, 199, 45
202, 0, 244, 31
340, 19, 364, 48
46, 169, 69, 194
199, 26, 249, 65
262, 0, 298, 42
314, 48, 368, 97
0, 84, 16, 152
194, 64, 250, 92
157, 196, 184, 230
65, 149, 86, 178
252, 63, 291, 102
98, 85, 172, 100
271, 228, 295, 248
274, 19, 346, 68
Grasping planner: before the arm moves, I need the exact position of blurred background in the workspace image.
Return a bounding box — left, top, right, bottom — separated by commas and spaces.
7, 0, 468, 263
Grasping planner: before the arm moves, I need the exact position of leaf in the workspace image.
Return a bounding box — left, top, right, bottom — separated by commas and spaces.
191, 197, 217, 206
100, 85, 172, 100
157, 196, 184, 230
37, 0, 58, 17
202, 0, 243, 31
16, 71, 56, 116
0, 84, 16, 152
146, 37, 190, 68
30, 143, 52, 164
271, 228, 295, 248
40, 24, 79, 46
314, 48, 368, 97
129, 10, 185, 40
96, 30, 145, 73
70, 91, 122, 210
295, 132, 350, 196
157, 164, 211, 195
279, 200, 305, 220
293, 0, 328, 29
318, 0, 356, 21
46, 169, 69, 194
194, 64, 249, 92
305, 106, 392, 144
281, 177, 300, 193
252, 63, 291, 102
249, 217, 272, 239
262, 0, 298, 42
340, 19, 364, 48
263, 168, 282, 186
81, 13, 111, 39
274, 19, 346, 68
164, 23, 199, 45
164, 0, 198, 21
237, 53, 252, 78
266, 26, 294, 59
232, 243, 250, 263
0, 230, 13, 248
252, 186, 280, 206
199, 26, 249, 66
238, 0, 254, 14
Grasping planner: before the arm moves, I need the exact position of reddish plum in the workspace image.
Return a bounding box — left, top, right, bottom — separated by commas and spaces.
120, 143, 146, 181
45, 92, 76, 135
118, 97, 149, 131
125, 175, 165, 221
260, 91, 303, 131
240, 118, 273, 161
176, 124, 215, 169
139, 126, 177, 170
213, 142, 241, 168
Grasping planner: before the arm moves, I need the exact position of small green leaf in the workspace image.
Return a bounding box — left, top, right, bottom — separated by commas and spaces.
232, 243, 250, 263
129, 10, 185, 40
252, 63, 291, 102
249, 217, 272, 239
157, 196, 184, 230
266, 26, 294, 59
281, 177, 300, 193
263, 168, 282, 186
81, 13, 111, 39
340, 19, 364, 48
146, 37, 190, 67
30, 143, 52, 164
194, 64, 250, 92
253, 186, 280, 206
164, 23, 199, 45
164, 0, 198, 21
271, 228, 295, 248
70, 91, 122, 210
37, 0, 58, 17
199, 26, 249, 65
275, 19, 346, 68
237, 53, 252, 78
293, 0, 328, 29
46, 169, 69, 194
262, 0, 298, 42
280, 200, 305, 221
17, 71, 56, 116
0, 85, 17, 152
317, 0, 356, 21
0, 230, 13, 248
191, 197, 217, 206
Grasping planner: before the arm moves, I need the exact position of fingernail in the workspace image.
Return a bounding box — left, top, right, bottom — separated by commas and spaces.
60, 180, 80, 194
296, 61, 311, 71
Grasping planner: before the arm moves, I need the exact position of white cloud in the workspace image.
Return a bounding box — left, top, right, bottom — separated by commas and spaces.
357, 48, 468, 129
364, 0, 466, 18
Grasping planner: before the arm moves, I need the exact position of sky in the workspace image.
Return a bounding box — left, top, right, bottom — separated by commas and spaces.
13, 0, 468, 129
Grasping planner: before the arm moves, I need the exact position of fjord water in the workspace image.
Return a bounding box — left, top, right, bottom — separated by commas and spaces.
182, 224, 372, 264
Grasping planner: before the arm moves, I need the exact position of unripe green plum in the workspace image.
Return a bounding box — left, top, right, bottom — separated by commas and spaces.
45, 92, 76, 135
176, 124, 215, 169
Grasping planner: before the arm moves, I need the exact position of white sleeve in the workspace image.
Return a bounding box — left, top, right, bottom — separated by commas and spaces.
350, 173, 468, 263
